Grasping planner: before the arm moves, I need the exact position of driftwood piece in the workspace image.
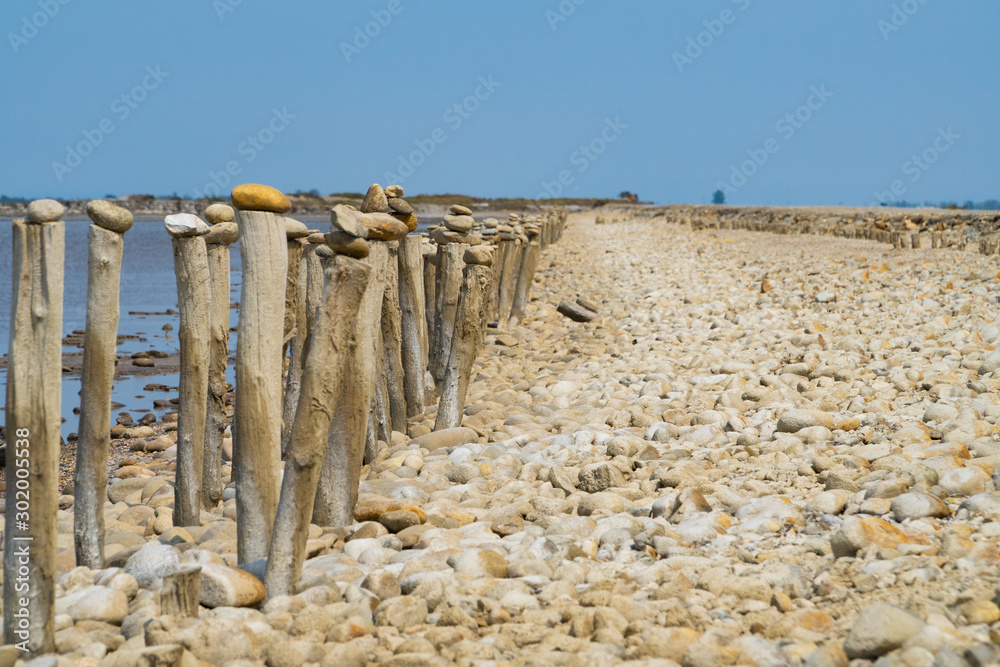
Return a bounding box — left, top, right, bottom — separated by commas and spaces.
557, 300, 598, 322
233, 209, 287, 562
434, 264, 492, 430
74, 224, 125, 569
4, 215, 64, 655
313, 243, 388, 527
266, 256, 369, 597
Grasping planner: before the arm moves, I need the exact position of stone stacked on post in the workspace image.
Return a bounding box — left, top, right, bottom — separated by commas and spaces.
75, 200, 132, 569
4, 199, 65, 656
231, 184, 291, 563
202, 204, 237, 509
164, 213, 212, 527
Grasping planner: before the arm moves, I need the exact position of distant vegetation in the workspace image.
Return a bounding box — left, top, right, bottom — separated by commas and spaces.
882, 199, 999, 211
712, 189, 726, 205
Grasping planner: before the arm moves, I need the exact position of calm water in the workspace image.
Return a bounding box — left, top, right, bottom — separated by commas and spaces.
0, 215, 439, 439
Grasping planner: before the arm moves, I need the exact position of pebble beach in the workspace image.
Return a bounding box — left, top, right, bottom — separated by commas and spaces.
8, 208, 1000, 666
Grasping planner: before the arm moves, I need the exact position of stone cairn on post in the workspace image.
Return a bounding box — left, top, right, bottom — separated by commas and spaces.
74, 200, 133, 570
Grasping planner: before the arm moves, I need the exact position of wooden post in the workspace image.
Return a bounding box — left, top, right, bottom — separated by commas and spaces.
266, 254, 369, 597
507, 229, 541, 329
496, 233, 522, 329
381, 241, 408, 430
231, 184, 290, 563
422, 242, 437, 362
397, 236, 425, 419
280, 219, 310, 456
370, 322, 391, 458
313, 242, 388, 527
165, 214, 212, 527
74, 200, 132, 569
160, 565, 202, 618
434, 251, 492, 430
429, 242, 467, 384
202, 205, 238, 509
4, 200, 64, 656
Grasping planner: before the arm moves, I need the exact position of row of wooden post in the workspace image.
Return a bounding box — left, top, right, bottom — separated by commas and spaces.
2, 193, 566, 655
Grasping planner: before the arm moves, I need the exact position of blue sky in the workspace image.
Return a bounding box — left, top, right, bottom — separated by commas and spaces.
1, 1, 997, 206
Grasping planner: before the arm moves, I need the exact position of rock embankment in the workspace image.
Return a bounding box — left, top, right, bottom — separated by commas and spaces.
10, 211, 1000, 666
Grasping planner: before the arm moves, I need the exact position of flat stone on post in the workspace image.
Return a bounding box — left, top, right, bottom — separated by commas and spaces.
165, 214, 210, 238
388, 198, 413, 215
464, 245, 493, 266
364, 214, 410, 242
450, 205, 473, 216
325, 231, 371, 259
86, 200, 134, 233
204, 203, 236, 224
26, 198, 65, 223
284, 217, 310, 239
204, 222, 239, 245
444, 215, 475, 233
232, 183, 292, 213
330, 204, 370, 239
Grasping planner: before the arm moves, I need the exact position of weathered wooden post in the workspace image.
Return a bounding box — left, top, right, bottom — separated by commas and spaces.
165, 213, 212, 526
397, 234, 426, 419
429, 212, 472, 383
380, 241, 407, 430
202, 204, 238, 508
4, 199, 64, 655
434, 246, 493, 430
496, 224, 523, 329
313, 204, 401, 526
74, 200, 132, 569
422, 241, 437, 361
507, 225, 541, 329
266, 250, 370, 598
280, 217, 311, 456
231, 184, 290, 562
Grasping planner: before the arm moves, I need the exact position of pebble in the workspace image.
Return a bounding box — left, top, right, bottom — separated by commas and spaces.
385, 185, 404, 198
363, 213, 410, 241
843, 602, 925, 659
463, 245, 493, 266
199, 563, 266, 608
388, 198, 413, 215
330, 204, 370, 238
361, 184, 389, 213
449, 205, 473, 216
87, 200, 134, 233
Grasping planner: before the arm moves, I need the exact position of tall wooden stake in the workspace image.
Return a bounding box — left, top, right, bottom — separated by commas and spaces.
74, 200, 131, 569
